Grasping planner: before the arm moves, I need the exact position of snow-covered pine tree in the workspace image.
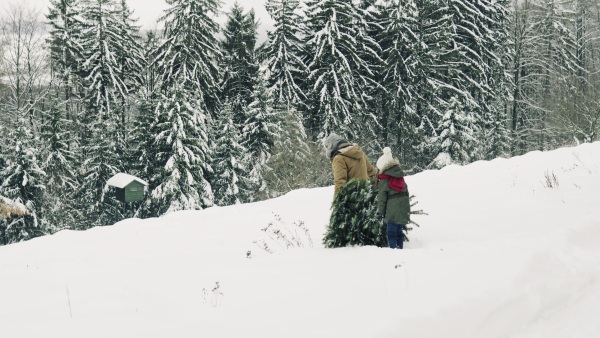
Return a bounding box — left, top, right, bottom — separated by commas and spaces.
551, 0, 600, 145
146, 85, 214, 214
323, 179, 386, 248
303, 0, 382, 142
78, 0, 138, 125
349, 0, 384, 148
264, 0, 307, 108
240, 69, 280, 202
0, 113, 48, 244
211, 99, 246, 206
429, 97, 476, 169
444, 0, 512, 161
145, 0, 221, 216
75, 0, 145, 227
377, 0, 421, 166
510, 0, 545, 155
40, 98, 78, 231
129, 30, 159, 197
114, 0, 144, 123
265, 104, 311, 197
220, 2, 259, 125
409, 0, 455, 170
537, 0, 580, 150
152, 0, 222, 115
46, 0, 85, 121
509, 0, 576, 155
479, 0, 512, 160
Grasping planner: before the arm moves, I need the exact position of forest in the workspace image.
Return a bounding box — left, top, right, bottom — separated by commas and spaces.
1, 0, 599, 245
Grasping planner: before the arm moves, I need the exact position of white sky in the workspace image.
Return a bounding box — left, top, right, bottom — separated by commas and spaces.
9, 0, 274, 41
1, 141, 600, 337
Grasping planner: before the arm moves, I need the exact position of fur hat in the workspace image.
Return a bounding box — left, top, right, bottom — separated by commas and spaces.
322, 133, 347, 159
376, 147, 394, 171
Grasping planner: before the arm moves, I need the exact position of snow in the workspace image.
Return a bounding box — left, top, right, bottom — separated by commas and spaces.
106, 173, 148, 189
2, 142, 600, 337
0, 195, 27, 218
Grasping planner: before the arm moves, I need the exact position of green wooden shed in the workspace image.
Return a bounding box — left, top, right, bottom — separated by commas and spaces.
106, 173, 148, 203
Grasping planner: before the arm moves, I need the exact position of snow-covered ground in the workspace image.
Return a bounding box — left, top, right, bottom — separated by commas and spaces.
1, 143, 600, 338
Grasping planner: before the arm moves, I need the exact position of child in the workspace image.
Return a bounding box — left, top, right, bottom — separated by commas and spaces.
376, 147, 411, 249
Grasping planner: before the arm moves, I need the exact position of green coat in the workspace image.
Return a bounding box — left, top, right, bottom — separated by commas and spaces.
377, 164, 410, 224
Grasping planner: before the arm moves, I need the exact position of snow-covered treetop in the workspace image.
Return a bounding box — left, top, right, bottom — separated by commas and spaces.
106, 173, 149, 189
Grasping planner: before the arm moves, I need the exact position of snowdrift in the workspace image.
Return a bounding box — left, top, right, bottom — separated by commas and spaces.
1, 143, 600, 338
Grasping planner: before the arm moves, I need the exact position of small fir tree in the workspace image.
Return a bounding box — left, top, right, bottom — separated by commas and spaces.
323, 179, 386, 248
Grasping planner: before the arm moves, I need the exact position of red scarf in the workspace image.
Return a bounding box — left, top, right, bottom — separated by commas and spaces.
378, 174, 405, 192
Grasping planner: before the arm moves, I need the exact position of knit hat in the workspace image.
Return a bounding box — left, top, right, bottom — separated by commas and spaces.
322, 133, 347, 159
376, 147, 394, 171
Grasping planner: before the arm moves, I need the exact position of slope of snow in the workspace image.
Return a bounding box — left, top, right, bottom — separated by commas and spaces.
1, 143, 599, 337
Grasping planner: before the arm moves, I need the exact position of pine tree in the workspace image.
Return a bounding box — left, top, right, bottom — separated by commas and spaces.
323, 179, 386, 248
0, 114, 48, 244
145, 85, 214, 214
46, 0, 85, 121
75, 0, 145, 227
444, 0, 512, 161
479, 0, 513, 160
263, 0, 307, 107
377, 0, 421, 165
145, 0, 222, 215
40, 98, 78, 231
79, 0, 138, 124
410, 0, 455, 169
265, 105, 311, 197
220, 2, 259, 125
303, 0, 382, 141
114, 0, 144, 123
211, 99, 246, 206
429, 97, 476, 168
240, 70, 280, 201
130, 31, 159, 187
153, 0, 221, 109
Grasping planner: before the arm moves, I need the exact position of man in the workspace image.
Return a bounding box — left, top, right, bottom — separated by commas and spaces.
322, 133, 378, 196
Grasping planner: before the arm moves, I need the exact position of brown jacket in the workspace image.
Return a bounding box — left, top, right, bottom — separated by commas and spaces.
332, 143, 377, 195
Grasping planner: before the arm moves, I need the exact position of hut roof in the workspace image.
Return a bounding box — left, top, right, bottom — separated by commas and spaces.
107, 173, 149, 189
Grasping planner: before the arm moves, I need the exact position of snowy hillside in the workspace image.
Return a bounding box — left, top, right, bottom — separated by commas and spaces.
1, 143, 600, 338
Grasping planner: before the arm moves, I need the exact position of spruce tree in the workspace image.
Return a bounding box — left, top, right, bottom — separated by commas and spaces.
40, 98, 78, 231
240, 70, 280, 201
75, 0, 145, 227
323, 179, 386, 248
263, 0, 307, 107
211, 99, 246, 206
303, 0, 382, 141
0, 114, 48, 244
146, 85, 214, 214
378, 0, 421, 165
152, 0, 222, 114
130, 31, 159, 193
220, 2, 259, 125
46, 0, 84, 121
429, 97, 476, 168
145, 0, 222, 215
265, 104, 311, 197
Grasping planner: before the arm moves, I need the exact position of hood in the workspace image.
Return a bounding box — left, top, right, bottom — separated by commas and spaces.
323, 133, 348, 159
381, 164, 405, 178
338, 144, 365, 161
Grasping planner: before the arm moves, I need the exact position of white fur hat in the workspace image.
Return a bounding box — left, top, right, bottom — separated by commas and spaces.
376, 147, 394, 171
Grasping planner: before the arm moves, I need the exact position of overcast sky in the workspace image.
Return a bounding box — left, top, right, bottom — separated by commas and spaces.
10, 0, 274, 41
